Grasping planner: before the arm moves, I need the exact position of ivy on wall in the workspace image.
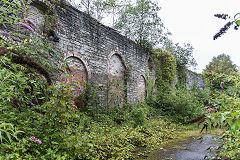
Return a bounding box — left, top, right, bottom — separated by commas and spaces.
153, 48, 176, 88
176, 66, 187, 88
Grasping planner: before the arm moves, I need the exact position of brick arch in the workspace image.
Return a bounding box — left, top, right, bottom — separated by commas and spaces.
107, 50, 127, 108
107, 50, 126, 75
60, 51, 91, 96
137, 74, 147, 102
63, 51, 91, 80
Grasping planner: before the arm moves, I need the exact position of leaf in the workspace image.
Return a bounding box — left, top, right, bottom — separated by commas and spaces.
231, 111, 239, 118
5, 132, 12, 143
237, 120, 240, 129
231, 120, 238, 132
227, 118, 233, 126
0, 131, 3, 143
236, 20, 240, 26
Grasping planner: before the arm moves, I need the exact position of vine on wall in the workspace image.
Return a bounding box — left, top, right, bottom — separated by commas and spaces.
153, 48, 176, 88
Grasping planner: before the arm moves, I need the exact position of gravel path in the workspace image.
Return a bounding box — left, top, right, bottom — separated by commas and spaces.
148, 134, 220, 160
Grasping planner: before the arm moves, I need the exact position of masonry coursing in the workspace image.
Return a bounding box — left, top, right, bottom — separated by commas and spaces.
186, 70, 205, 90
9, 0, 204, 106
28, 1, 150, 106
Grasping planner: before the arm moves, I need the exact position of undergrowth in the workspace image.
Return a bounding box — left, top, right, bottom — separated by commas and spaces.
0, 46, 194, 159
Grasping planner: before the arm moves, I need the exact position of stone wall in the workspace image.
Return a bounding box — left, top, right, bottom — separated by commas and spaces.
2, 1, 204, 106
186, 70, 205, 90
28, 1, 150, 106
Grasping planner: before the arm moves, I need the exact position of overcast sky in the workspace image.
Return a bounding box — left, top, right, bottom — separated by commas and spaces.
74, 0, 240, 73
157, 0, 240, 73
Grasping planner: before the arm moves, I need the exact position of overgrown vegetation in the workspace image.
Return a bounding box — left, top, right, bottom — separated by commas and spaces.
203, 53, 238, 74
0, 50, 189, 159
200, 54, 240, 159
0, 0, 209, 159
144, 48, 205, 123
0, 41, 204, 159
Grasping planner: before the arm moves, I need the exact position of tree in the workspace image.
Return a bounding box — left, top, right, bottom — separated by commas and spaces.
162, 38, 197, 87
114, 0, 167, 48
71, 0, 119, 22
104, 0, 130, 26
162, 38, 197, 69
203, 53, 237, 74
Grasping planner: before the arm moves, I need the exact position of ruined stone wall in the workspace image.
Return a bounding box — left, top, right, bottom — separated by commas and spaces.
186, 70, 205, 90
28, 1, 150, 106
9, 1, 204, 107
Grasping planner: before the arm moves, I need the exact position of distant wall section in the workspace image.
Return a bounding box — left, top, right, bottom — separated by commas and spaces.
186, 70, 205, 90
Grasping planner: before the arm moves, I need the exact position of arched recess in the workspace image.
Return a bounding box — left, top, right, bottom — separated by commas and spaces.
107, 51, 127, 108
60, 51, 91, 96
137, 75, 147, 102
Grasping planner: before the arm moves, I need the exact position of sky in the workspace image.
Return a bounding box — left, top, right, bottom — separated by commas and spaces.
156, 0, 240, 73
74, 0, 240, 73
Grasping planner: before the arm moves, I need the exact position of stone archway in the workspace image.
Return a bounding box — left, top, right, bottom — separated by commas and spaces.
137, 75, 147, 102
108, 52, 126, 108
60, 56, 89, 96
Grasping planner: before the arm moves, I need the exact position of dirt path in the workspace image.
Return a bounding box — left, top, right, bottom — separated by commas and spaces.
147, 134, 220, 160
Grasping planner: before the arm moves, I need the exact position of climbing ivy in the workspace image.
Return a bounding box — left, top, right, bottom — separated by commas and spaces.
153, 48, 176, 87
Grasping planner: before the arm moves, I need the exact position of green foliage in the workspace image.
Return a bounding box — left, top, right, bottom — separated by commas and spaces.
208, 110, 240, 159
203, 53, 237, 74
163, 39, 197, 69
72, 0, 119, 22
203, 71, 240, 92
0, 51, 182, 159
176, 66, 187, 88
151, 49, 203, 122
203, 67, 240, 159
0, 122, 23, 144
144, 48, 204, 123
190, 84, 210, 105
155, 88, 203, 122
162, 39, 197, 87
153, 48, 176, 87
0, 0, 28, 27
130, 103, 149, 127
145, 70, 155, 105
114, 0, 166, 48
0, 0, 64, 77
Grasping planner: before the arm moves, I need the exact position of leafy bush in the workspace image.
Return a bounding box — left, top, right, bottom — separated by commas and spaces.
203, 67, 240, 159
130, 103, 149, 127
203, 71, 239, 91
155, 87, 203, 122
153, 48, 176, 86
0, 122, 23, 144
